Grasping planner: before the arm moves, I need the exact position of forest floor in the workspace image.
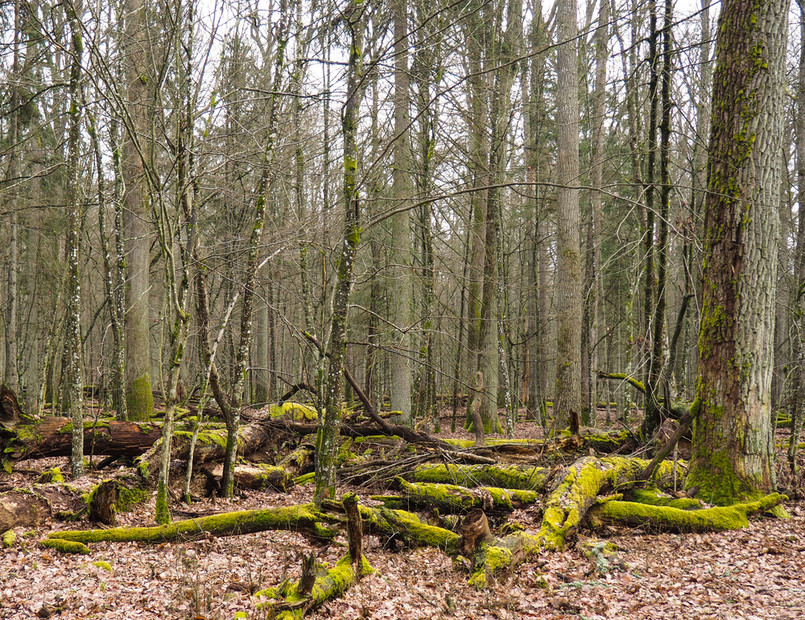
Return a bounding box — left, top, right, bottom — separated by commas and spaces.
1, 410, 805, 619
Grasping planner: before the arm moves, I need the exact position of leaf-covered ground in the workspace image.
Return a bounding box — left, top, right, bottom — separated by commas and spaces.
2, 415, 804, 619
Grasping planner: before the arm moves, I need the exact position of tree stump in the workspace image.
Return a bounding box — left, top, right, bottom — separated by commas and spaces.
89, 480, 119, 525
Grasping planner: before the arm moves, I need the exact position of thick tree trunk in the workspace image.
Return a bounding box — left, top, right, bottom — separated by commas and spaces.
687, 0, 787, 504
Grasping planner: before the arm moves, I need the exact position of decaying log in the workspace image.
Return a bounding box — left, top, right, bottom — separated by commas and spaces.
46, 503, 339, 548
88, 480, 118, 525
388, 477, 539, 514
343, 492, 362, 568
1, 417, 163, 465
457, 508, 492, 560
1, 489, 51, 533
0, 385, 24, 426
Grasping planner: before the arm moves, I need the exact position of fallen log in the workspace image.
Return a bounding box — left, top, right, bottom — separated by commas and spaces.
386, 477, 539, 514
587, 493, 786, 533
409, 463, 548, 491
1, 417, 163, 465
46, 503, 338, 547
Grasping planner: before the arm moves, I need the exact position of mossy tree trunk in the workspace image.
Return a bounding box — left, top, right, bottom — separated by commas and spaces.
64, 0, 85, 478
687, 0, 787, 505
553, 0, 582, 436
314, 1, 365, 505
122, 0, 154, 423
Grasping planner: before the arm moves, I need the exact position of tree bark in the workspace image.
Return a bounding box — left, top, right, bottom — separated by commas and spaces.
687, 0, 787, 504
553, 0, 582, 435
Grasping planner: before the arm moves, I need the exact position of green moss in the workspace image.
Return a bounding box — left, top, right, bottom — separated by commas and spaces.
268, 402, 318, 421
395, 478, 538, 513
359, 505, 460, 554
411, 463, 547, 491
92, 560, 113, 572
40, 538, 91, 555
628, 488, 702, 510
117, 485, 149, 512
257, 553, 374, 619
293, 472, 315, 486
38, 467, 64, 483
590, 494, 785, 533
127, 374, 154, 422
3, 530, 16, 548
685, 448, 759, 506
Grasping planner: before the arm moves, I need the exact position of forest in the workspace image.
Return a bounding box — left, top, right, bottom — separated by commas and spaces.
1, 0, 805, 617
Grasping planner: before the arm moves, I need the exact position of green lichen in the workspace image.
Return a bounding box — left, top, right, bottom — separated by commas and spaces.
40, 538, 90, 555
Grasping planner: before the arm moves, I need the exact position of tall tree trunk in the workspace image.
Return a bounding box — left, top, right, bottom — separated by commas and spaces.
553, 0, 582, 436
582, 0, 610, 427
389, 0, 414, 426
122, 0, 154, 422
687, 0, 787, 504
4, 0, 21, 395
790, 1, 805, 475
65, 0, 85, 477
314, 1, 365, 505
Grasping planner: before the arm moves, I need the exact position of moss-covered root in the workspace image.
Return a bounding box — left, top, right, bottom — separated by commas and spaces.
587, 493, 787, 533
40, 538, 90, 555
46, 503, 338, 546
391, 477, 539, 514
358, 505, 460, 555
409, 463, 547, 491
257, 553, 375, 619
536, 456, 680, 550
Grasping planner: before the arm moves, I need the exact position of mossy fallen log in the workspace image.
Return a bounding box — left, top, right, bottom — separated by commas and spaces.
536, 456, 680, 550
356, 504, 460, 554
39, 537, 90, 555
46, 503, 338, 546
587, 493, 786, 533
409, 463, 547, 491
390, 477, 539, 514
257, 553, 375, 619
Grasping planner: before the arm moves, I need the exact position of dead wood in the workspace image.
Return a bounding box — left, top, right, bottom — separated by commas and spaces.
88, 479, 118, 525
343, 492, 363, 568
0, 489, 51, 533
458, 508, 492, 560
45, 503, 339, 546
